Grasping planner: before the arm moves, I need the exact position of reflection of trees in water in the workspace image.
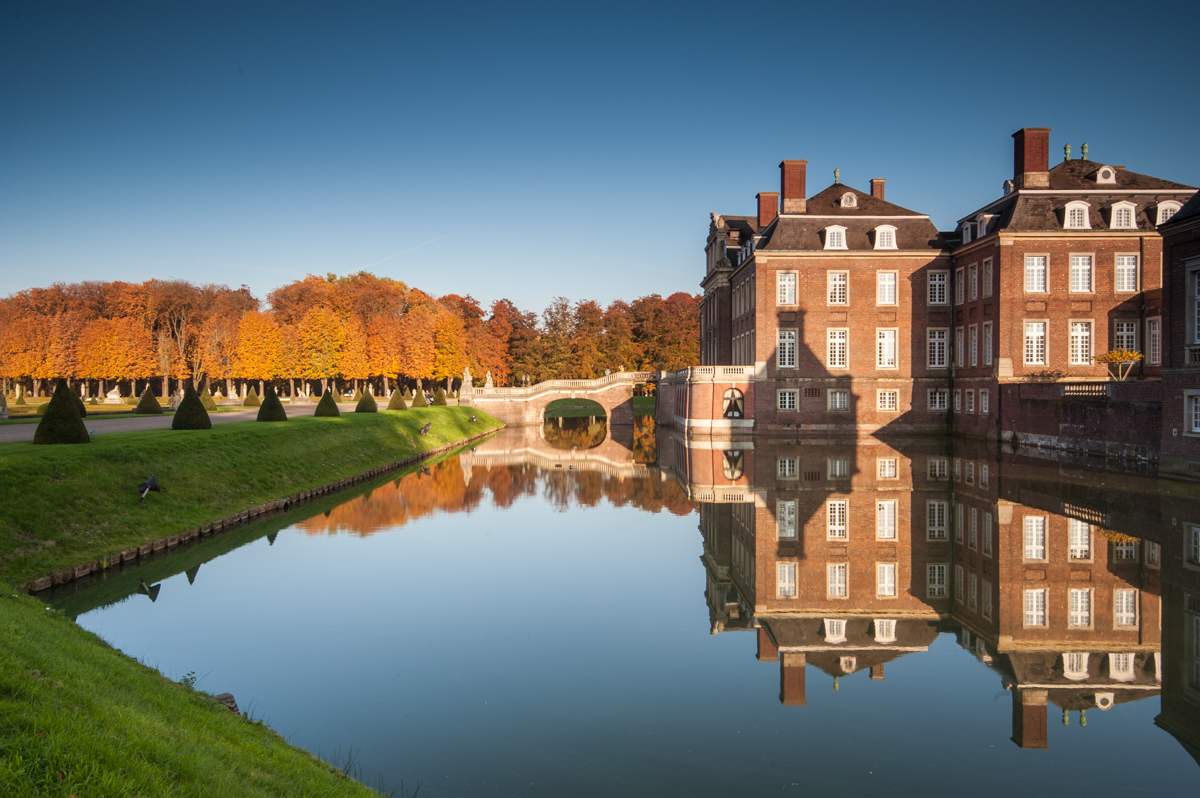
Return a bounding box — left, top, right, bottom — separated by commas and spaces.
293, 452, 694, 536
632, 416, 656, 464
542, 417, 606, 449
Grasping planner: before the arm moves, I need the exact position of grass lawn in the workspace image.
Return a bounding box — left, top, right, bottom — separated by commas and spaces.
0, 406, 501, 588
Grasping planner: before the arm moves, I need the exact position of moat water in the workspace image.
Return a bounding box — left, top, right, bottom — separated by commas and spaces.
48, 424, 1200, 796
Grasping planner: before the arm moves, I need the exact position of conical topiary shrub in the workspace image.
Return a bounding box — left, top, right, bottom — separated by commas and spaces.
73, 390, 87, 418
33, 378, 90, 445
355, 391, 377, 413
314, 390, 340, 417
200, 386, 218, 412
387, 390, 407, 410
135, 387, 163, 415
351, 388, 363, 402
243, 388, 261, 407
412, 387, 428, 408
172, 382, 212, 430
14, 387, 26, 406
432, 386, 448, 406
257, 383, 288, 422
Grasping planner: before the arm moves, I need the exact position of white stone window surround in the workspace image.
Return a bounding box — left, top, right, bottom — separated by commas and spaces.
982, 258, 993, 297
824, 618, 847, 642
1110, 201, 1137, 229
1069, 254, 1095, 293
955, 267, 965, 304
928, 388, 949, 410
980, 389, 989, 414
961, 220, 973, 245
825, 225, 848, 250
1064, 200, 1092, 229
828, 388, 850, 411
778, 329, 797, 369
1069, 588, 1094, 628
1184, 391, 1200, 437
1024, 320, 1048, 366
827, 499, 848, 539
927, 563, 948, 598
1109, 652, 1135, 681
983, 322, 993, 366
927, 500, 948, 539
1113, 589, 1138, 628
1025, 254, 1049, 293
1063, 652, 1090, 680
877, 562, 898, 598
827, 328, 849, 369
1096, 165, 1118, 185
840, 192, 858, 208
877, 270, 898, 305
1024, 516, 1047, 561
777, 389, 798, 411
928, 270, 950, 305
1069, 319, 1094, 366
877, 389, 899, 411
777, 562, 798, 598
777, 271, 798, 306
877, 328, 899, 369
928, 328, 949, 369
777, 500, 797, 539
874, 619, 897, 643
1115, 253, 1140, 293
827, 270, 849, 304
1158, 201, 1182, 225
1147, 317, 1161, 365
827, 564, 849, 599
874, 225, 898, 250
1024, 588, 1047, 627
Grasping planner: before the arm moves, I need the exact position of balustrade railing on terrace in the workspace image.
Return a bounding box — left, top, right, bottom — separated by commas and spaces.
474, 371, 654, 396
1062, 383, 1109, 397
660, 365, 755, 382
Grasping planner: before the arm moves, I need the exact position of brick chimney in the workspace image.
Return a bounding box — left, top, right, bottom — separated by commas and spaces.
1011, 689, 1050, 749
1013, 127, 1051, 189
756, 627, 779, 661
869, 663, 885, 680
870, 179, 886, 200
779, 653, 807, 706
780, 160, 807, 213
757, 191, 779, 228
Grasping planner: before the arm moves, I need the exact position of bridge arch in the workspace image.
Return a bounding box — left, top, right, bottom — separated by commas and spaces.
467, 372, 653, 427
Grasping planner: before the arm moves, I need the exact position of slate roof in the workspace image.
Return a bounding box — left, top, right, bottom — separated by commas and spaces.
758, 616, 939, 678
755, 184, 949, 253
1160, 189, 1200, 229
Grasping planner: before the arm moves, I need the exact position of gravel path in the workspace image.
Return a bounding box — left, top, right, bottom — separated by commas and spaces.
0, 402, 354, 443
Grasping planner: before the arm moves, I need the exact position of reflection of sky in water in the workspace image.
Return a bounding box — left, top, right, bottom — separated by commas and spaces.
66, 436, 1200, 797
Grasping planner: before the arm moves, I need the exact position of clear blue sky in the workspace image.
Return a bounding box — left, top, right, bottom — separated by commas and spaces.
3, 0, 1197, 312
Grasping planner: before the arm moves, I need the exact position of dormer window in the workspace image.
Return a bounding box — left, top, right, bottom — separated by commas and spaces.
1158, 201, 1183, 225
874, 225, 897, 250
1063, 652, 1090, 681
976, 214, 991, 237
1096, 165, 1117, 184
840, 192, 857, 209
823, 618, 846, 643
961, 221, 973, 244
824, 225, 848, 250
1111, 201, 1137, 229
1003, 179, 1015, 195
1064, 201, 1091, 229
874, 619, 896, 643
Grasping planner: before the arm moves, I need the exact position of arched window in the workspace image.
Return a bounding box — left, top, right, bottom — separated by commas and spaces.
1158, 201, 1183, 225
1064, 201, 1091, 229
722, 388, 745, 418
722, 450, 744, 480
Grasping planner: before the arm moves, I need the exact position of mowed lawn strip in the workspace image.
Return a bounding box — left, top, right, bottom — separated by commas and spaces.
0, 407, 502, 587
0, 585, 381, 797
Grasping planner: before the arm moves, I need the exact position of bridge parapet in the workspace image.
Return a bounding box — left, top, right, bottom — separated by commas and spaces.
469, 371, 654, 426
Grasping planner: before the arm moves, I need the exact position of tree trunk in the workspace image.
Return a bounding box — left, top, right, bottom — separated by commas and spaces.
321, 377, 327, 395
259, 379, 264, 396
162, 375, 168, 397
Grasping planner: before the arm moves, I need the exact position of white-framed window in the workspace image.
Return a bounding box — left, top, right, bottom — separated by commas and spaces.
1109, 652, 1135, 681
1068, 256, 1094, 294
777, 500, 797, 539
955, 503, 964, 542
877, 329, 897, 368
877, 501, 897, 540
1146, 541, 1161, 568
1025, 255, 1047, 292
877, 390, 898, 411
955, 327, 964, 367
1147, 318, 1161, 365
954, 458, 961, 482
1188, 525, 1200, 566
961, 220, 973, 244
828, 389, 849, 411
1069, 588, 1093, 628
1070, 321, 1093, 365
955, 268, 965, 304
1190, 395, 1200, 435
983, 580, 993, 619
875, 619, 896, 643
966, 390, 975, 413
980, 389, 989, 414
954, 390, 962, 412
777, 389, 798, 410
928, 500, 948, 540
828, 457, 849, 479
969, 263, 978, 300
968, 507, 978, 548
877, 271, 897, 304
1114, 321, 1137, 352
1025, 321, 1047, 365
982, 258, 993, 297
827, 563, 848, 598
1068, 519, 1092, 560
1114, 589, 1138, 627
1064, 652, 1089, 680
927, 563, 948, 598
928, 457, 949, 480
827, 271, 848, 304
1065, 201, 1091, 229
1024, 516, 1046, 560
877, 458, 897, 478
1111, 201, 1136, 229
778, 329, 797, 368
928, 388, 949, 410
825, 226, 848, 250
827, 500, 848, 539
968, 573, 978, 609
981, 466, 990, 488
983, 512, 993, 556
928, 271, 949, 305
928, 328, 948, 368
824, 618, 846, 642
969, 325, 978, 367
1158, 201, 1182, 225
777, 562, 797, 597
777, 457, 798, 479
983, 322, 993, 366
776, 272, 797, 305
1025, 588, 1047, 627
875, 225, 897, 250
877, 562, 897, 598
954, 564, 964, 600
1115, 254, 1139, 292
1113, 540, 1139, 561
827, 328, 848, 368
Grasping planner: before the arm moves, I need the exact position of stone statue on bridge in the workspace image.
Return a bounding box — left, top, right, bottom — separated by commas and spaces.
484, 371, 493, 388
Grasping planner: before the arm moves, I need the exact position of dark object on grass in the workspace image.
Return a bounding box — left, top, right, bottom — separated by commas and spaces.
171, 382, 212, 430
137, 475, 160, 504
432, 386, 448, 406
257, 384, 288, 422
314, 390, 340, 417
33, 378, 90, 445
134, 387, 163, 415
419, 422, 431, 436
355, 391, 378, 413
469, 414, 476, 422
243, 388, 261, 407
387, 390, 407, 410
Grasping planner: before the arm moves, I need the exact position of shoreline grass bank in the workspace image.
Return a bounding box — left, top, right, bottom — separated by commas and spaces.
0, 406, 501, 589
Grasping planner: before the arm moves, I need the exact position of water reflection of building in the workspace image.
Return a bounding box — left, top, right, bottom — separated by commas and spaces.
666, 433, 1171, 749
1157, 492, 1200, 764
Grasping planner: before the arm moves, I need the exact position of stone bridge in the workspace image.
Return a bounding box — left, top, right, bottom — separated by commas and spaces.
466, 371, 653, 426
459, 424, 654, 481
